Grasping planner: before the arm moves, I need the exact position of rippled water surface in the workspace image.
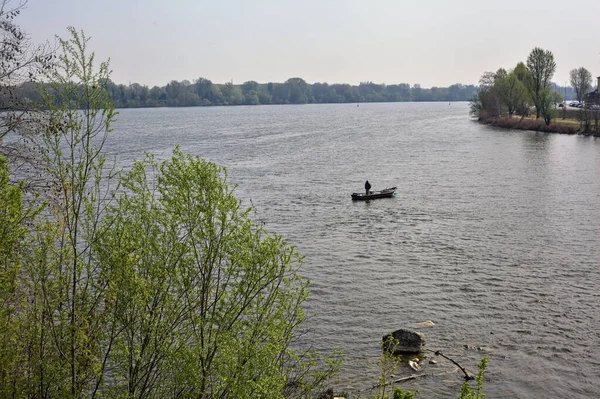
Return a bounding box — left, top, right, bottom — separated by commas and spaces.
107, 103, 600, 398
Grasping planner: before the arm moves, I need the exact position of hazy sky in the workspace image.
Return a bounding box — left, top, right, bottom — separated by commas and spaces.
18, 0, 600, 88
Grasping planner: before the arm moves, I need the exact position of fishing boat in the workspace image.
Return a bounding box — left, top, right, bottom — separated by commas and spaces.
351, 187, 397, 201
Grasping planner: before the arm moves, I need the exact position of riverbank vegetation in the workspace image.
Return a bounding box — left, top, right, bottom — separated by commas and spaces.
469, 47, 599, 135
14, 76, 480, 108
1, 23, 343, 398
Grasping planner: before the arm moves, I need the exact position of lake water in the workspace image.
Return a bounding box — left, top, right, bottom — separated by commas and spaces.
107, 102, 600, 398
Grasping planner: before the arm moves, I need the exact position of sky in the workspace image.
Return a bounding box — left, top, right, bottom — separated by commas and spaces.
16, 0, 600, 88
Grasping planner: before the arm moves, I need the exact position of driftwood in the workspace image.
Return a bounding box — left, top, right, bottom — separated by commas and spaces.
426, 349, 473, 381
350, 347, 476, 398
357, 373, 428, 394
393, 373, 428, 384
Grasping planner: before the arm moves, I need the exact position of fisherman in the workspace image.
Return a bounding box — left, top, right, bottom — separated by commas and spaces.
365, 180, 371, 195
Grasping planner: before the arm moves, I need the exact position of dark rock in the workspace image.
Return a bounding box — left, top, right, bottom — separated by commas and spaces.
382, 329, 425, 354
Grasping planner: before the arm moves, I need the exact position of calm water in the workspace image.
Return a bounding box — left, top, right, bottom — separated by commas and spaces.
107, 103, 600, 398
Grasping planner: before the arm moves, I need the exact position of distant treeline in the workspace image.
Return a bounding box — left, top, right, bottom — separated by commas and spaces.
16, 77, 480, 108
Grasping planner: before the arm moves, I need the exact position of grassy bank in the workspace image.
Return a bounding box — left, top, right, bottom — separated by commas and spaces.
480, 112, 600, 136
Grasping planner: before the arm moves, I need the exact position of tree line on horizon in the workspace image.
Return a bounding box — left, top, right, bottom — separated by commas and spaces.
15, 77, 481, 108
13, 76, 580, 110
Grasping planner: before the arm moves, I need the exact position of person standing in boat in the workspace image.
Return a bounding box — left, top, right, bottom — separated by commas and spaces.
365, 180, 371, 195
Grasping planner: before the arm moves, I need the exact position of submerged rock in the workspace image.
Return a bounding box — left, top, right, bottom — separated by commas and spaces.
382, 329, 425, 354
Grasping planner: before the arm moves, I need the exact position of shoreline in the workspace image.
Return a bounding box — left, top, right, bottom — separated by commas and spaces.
478, 114, 600, 136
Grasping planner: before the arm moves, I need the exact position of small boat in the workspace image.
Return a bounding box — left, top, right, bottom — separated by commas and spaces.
351, 186, 397, 201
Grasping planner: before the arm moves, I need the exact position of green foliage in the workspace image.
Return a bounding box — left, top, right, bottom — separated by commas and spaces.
470, 71, 504, 119
28, 26, 118, 397
0, 26, 340, 399
0, 156, 27, 397
393, 387, 417, 399
357, 336, 419, 399
539, 89, 556, 126
17, 79, 478, 108
0, 153, 45, 398
526, 47, 556, 119
495, 71, 529, 117
552, 91, 564, 106
373, 336, 401, 399
458, 357, 487, 399
90, 147, 341, 398
473, 50, 559, 122
468, 92, 484, 118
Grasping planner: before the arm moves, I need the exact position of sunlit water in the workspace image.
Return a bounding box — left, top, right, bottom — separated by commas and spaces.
105, 102, 599, 398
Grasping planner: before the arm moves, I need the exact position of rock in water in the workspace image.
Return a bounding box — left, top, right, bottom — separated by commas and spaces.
382, 329, 425, 354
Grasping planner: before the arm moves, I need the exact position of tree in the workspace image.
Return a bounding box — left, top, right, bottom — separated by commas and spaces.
0, 0, 52, 192
470, 71, 502, 119
165, 80, 183, 105
241, 80, 259, 95
149, 85, 167, 106
194, 77, 213, 104
34, 27, 118, 397
0, 0, 49, 140
285, 77, 310, 104
513, 62, 529, 83
552, 91, 564, 106
496, 70, 528, 117
526, 47, 556, 119
0, 155, 33, 397
569, 67, 592, 102
93, 148, 341, 398
220, 82, 243, 105
539, 89, 555, 126
244, 89, 260, 105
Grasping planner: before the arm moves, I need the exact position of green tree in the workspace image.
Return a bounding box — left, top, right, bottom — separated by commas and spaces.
513, 62, 529, 83
0, 0, 48, 140
512, 62, 533, 117
257, 85, 272, 104
94, 148, 340, 398
469, 71, 502, 119
569, 67, 592, 102
539, 88, 555, 126
220, 82, 243, 105
241, 80, 259, 95
0, 155, 37, 397
526, 47, 556, 119
149, 85, 167, 106
495, 71, 529, 117
194, 77, 213, 104
552, 91, 564, 106
285, 77, 310, 104
244, 89, 260, 105
165, 80, 184, 106
33, 26, 119, 397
